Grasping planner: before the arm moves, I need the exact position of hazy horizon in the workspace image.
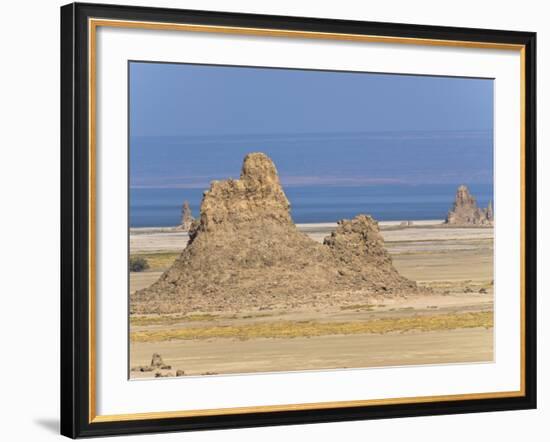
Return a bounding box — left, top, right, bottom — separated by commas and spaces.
130, 62, 494, 190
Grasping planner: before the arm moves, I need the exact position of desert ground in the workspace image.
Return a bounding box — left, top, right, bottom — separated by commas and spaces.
129, 220, 494, 378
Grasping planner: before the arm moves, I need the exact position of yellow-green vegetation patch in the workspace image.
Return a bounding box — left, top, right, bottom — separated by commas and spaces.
239, 313, 274, 319
130, 313, 219, 326
186, 313, 219, 322
130, 252, 180, 271
425, 280, 493, 290
340, 304, 374, 311
130, 311, 493, 343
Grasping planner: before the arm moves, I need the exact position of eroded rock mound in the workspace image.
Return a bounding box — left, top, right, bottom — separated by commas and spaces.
445, 185, 493, 226
132, 153, 418, 314
325, 215, 394, 267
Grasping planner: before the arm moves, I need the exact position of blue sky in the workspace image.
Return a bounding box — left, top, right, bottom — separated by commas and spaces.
129, 62, 493, 188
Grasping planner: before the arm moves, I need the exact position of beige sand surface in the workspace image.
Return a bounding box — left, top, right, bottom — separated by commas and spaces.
130, 328, 492, 378
130, 231, 189, 253
130, 271, 163, 293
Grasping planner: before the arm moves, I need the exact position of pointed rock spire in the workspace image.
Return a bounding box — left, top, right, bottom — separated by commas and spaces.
445, 185, 493, 226
179, 200, 194, 231
132, 152, 418, 315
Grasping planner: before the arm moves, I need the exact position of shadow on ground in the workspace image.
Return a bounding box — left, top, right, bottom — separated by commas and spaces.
34, 418, 58, 434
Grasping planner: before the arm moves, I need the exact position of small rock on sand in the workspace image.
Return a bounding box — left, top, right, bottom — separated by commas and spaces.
151, 353, 164, 368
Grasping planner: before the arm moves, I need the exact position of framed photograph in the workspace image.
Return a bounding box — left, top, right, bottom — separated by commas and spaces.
60, 2, 536, 438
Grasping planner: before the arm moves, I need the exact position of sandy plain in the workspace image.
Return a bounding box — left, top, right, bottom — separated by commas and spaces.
129, 221, 494, 378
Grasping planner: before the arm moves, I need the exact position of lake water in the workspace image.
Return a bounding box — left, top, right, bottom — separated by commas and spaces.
130, 184, 493, 227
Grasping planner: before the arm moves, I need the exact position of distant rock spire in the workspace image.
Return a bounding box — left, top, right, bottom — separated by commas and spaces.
445, 185, 493, 226
180, 200, 194, 231
486, 200, 493, 222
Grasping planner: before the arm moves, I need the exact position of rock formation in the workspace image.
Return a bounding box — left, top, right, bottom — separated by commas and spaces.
132, 153, 418, 314
486, 200, 493, 222
130, 353, 171, 372
445, 185, 493, 226
179, 200, 194, 231
150, 353, 164, 367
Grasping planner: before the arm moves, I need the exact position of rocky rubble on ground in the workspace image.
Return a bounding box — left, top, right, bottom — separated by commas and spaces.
131, 353, 171, 373
131, 152, 420, 314
131, 353, 185, 377
445, 185, 493, 226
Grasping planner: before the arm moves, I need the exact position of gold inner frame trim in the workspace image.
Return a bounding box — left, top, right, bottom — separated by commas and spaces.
88, 17, 527, 424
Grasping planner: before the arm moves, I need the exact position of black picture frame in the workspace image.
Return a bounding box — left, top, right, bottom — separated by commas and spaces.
61, 2, 537, 438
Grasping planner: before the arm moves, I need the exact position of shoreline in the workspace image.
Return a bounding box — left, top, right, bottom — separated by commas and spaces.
129, 220, 493, 254
130, 219, 447, 234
